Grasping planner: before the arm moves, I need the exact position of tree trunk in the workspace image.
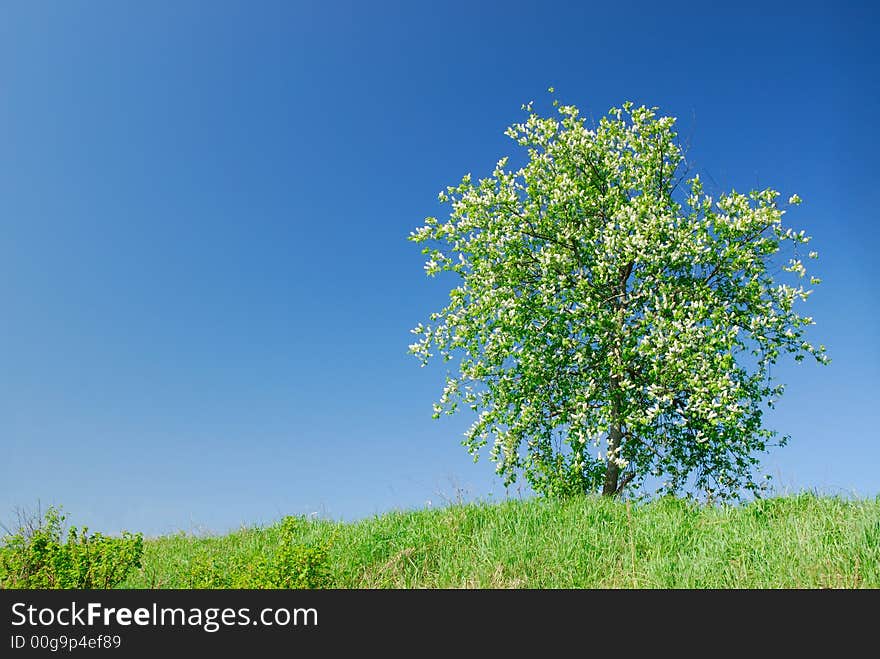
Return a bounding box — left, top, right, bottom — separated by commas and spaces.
603, 262, 633, 497
602, 422, 623, 496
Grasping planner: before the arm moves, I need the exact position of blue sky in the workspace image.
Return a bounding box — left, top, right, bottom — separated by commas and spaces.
1, 1, 877, 536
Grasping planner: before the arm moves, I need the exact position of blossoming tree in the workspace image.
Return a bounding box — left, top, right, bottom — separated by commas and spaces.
409, 95, 828, 501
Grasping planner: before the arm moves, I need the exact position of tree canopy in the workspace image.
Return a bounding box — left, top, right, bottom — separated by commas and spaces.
409, 95, 828, 501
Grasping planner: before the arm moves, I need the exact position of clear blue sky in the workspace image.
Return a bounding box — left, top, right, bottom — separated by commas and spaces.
1, 1, 877, 536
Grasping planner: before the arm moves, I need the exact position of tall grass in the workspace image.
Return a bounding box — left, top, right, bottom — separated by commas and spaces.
119, 493, 880, 589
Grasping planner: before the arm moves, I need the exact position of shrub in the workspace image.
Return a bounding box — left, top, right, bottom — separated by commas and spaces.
186, 516, 333, 589
0, 506, 144, 589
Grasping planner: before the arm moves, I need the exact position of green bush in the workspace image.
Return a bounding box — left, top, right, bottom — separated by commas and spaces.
186, 516, 333, 589
0, 506, 144, 589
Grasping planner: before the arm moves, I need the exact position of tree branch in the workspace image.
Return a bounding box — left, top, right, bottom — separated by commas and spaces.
616, 470, 636, 496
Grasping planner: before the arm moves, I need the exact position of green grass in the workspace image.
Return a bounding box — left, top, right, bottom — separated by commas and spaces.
119, 493, 880, 588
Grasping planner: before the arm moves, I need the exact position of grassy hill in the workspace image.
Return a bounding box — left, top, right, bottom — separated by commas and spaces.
119, 493, 880, 588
